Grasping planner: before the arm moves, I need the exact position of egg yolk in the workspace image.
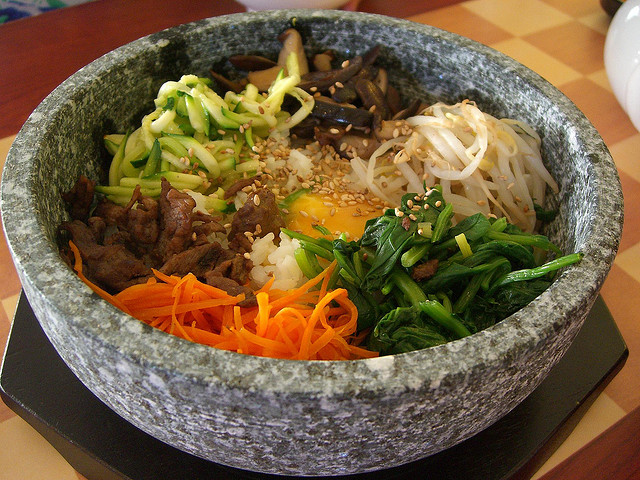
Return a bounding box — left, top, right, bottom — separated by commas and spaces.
285, 192, 383, 239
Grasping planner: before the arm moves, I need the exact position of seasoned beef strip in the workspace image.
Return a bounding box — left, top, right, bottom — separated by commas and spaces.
61, 175, 95, 221
191, 211, 227, 246
61, 176, 253, 297
204, 274, 257, 308
228, 188, 285, 252
124, 188, 160, 245
159, 242, 235, 279
61, 220, 152, 292
156, 179, 197, 262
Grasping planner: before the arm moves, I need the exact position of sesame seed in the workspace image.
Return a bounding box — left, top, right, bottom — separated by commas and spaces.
299, 210, 309, 217
409, 214, 417, 221
244, 252, 251, 259
435, 200, 442, 207
329, 128, 340, 134
330, 208, 336, 216
335, 81, 344, 88
341, 59, 350, 68
310, 86, 318, 92
253, 195, 261, 206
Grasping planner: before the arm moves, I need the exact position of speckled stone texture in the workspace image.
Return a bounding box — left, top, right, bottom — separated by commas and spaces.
0, 10, 623, 476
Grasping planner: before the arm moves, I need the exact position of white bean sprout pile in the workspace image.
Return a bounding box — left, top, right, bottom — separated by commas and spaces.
349, 100, 558, 233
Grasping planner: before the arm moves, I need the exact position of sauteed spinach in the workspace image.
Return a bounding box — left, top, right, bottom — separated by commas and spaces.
283, 186, 582, 355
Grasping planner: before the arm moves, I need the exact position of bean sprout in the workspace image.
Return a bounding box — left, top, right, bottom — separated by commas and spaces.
349, 100, 558, 233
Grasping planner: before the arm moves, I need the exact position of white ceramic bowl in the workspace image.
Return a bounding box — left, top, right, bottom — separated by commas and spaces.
236, 0, 351, 11
604, 0, 640, 131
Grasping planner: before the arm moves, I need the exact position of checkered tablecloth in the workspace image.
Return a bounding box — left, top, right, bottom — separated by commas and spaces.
0, 1, 638, 479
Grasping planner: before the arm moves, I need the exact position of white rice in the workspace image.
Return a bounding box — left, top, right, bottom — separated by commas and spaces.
249, 231, 305, 290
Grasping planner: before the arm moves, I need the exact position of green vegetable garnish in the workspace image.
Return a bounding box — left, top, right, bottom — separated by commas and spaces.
284, 191, 583, 355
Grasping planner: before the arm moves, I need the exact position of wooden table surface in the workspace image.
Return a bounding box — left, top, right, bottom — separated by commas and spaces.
1, 1, 639, 479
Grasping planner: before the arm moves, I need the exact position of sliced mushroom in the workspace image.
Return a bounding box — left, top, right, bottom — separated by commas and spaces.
298, 55, 363, 92
247, 65, 283, 91
374, 119, 411, 142
355, 78, 390, 120
362, 45, 381, 67
331, 83, 358, 104
386, 85, 403, 117
391, 99, 423, 120
209, 69, 245, 94
311, 98, 374, 128
339, 133, 381, 159
313, 50, 334, 71
374, 67, 388, 94
277, 28, 309, 75
229, 55, 278, 71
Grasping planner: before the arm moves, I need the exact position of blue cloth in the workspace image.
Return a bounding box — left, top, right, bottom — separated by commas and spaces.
0, 1, 91, 24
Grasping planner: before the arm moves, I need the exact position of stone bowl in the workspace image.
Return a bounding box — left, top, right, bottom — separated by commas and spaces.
0, 9, 623, 476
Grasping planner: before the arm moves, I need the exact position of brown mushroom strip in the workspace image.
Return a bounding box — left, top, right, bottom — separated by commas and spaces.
298, 55, 363, 92
209, 69, 245, 94
229, 54, 278, 71
277, 28, 309, 75
312, 50, 334, 71
331, 83, 358, 104
247, 65, 283, 91
362, 44, 381, 67
374, 67, 388, 94
391, 99, 424, 120
374, 119, 411, 141
310, 98, 374, 128
355, 78, 390, 120
338, 133, 381, 159
386, 85, 403, 117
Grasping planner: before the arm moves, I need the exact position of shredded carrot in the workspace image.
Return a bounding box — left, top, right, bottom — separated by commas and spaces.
67, 241, 378, 361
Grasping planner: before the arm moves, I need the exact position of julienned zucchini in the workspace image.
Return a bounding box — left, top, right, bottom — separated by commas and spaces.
103, 53, 312, 209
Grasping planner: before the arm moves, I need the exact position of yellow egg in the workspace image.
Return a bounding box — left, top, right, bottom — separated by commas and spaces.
285, 192, 383, 239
